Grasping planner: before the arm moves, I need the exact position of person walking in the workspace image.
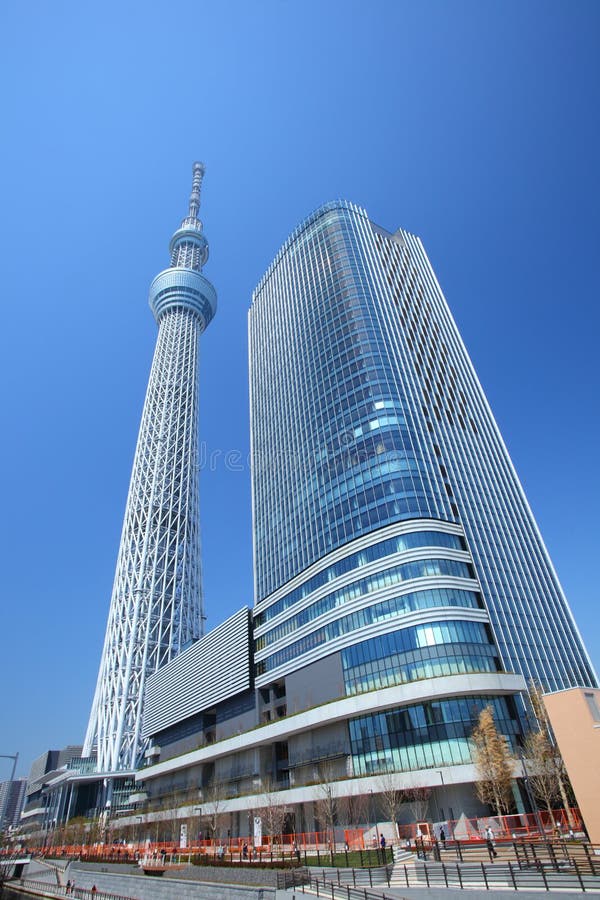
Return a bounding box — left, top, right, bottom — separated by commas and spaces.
485, 826, 497, 861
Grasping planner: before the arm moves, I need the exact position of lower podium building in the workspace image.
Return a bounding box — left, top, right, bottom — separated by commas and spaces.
138, 581, 526, 835
134, 201, 596, 837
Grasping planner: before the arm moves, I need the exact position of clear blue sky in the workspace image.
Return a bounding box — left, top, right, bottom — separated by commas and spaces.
1, 0, 598, 779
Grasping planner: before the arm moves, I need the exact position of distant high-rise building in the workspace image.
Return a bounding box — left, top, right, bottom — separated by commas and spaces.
0, 778, 26, 830
84, 164, 216, 773
249, 200, 597, 711
20, 746, 83, 832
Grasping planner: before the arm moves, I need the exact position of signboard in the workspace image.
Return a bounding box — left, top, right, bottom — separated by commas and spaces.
253, 816, 262, 845
180, 823, 188, 849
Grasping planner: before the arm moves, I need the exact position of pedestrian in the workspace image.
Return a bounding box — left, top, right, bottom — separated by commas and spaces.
380, 834, 386, 850
91, 886, 97, 895
439, 827, 446, 849
485, 826, 497, 861
242, 842, 248, 860
66, 880, 71, 895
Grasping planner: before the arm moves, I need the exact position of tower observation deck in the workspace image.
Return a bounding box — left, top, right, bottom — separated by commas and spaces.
84, 163, 216, 773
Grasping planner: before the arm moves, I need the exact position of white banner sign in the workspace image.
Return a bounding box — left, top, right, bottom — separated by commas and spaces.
180, 823, 188, 849
253, 816, 262, 845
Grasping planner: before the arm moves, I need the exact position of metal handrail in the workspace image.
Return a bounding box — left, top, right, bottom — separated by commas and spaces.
16, 878, 140, 900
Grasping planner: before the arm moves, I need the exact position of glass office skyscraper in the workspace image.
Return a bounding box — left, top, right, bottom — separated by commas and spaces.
129, 197, 597, 828
249, 200, 596, 702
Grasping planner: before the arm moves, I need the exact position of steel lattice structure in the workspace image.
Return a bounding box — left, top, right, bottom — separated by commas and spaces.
84, 163, 216, 772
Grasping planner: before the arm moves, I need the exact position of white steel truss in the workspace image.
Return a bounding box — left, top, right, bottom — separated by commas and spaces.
84, 163, 216, 772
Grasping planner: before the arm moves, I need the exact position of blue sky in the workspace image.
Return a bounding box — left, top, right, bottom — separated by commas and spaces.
0, 0, 598, 779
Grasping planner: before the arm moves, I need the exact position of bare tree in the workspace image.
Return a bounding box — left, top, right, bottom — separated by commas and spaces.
87, 815, 104, 847
314, 763, 338, 860
338, 789, 369, 835
256, 777, 289, 845
200, 782, 226, 844
527, 682, 575, 828
62, 817, 84, 847
471, 705, 515, 815
152, 801, 174, 844
376, 770, 405, 839
522, 729, 563, 816
404, 787, 432, 824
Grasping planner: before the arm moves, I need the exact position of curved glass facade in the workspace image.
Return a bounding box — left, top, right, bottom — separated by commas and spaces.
256, 559, 473, 650
250, 203, 449, 602
256, 586, 483, 651
341, 620, 501, 695
256, 613, 494, 679
255, 527, 465, 624
349, 694, 520, 775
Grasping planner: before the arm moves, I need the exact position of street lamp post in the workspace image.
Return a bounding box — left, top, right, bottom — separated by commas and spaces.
435, 771, 445, 830
194, 804, 203, 851
0, 754, 19, 783
103, 801, 112, 845
369, 790, 380, 849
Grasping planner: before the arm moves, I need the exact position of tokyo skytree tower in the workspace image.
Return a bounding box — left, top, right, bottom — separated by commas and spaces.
84, 163, 216, 773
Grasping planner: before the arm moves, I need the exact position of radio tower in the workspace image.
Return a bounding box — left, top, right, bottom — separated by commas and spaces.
84, 163, 216, 773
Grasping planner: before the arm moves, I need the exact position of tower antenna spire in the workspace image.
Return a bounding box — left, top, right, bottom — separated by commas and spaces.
188, 161, 205, 220
83, 163, 216, 774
